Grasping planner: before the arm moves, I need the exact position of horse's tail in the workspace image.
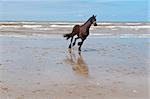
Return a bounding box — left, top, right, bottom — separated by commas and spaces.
63, 33, 72, 40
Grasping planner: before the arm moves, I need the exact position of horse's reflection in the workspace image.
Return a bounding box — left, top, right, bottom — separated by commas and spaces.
64, 52, 89, 78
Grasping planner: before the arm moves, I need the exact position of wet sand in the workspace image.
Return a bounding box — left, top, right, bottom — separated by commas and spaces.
0, 35, 149, 99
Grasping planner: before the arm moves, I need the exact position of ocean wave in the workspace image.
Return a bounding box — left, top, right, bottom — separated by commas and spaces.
32, 28, 55, 30
0, 34, 61, 38
1, 25, 149, 29
0, 22, 149, 31
50, 24, 74, 28
22, 25, 42, 28
0, 33, 149, 38
90, 33, 150, 38
95, 25, 150, 29
0, 25, 20, 28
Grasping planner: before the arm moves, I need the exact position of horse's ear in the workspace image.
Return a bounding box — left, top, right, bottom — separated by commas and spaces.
92, 15, 94, 17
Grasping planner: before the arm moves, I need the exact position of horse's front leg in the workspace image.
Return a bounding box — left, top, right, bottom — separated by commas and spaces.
78, 39, 85, 54
73, 36, 79, 46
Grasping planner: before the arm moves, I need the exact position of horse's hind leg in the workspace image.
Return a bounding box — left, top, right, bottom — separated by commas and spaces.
68, 36, 74, 49
73, 37, 79, 46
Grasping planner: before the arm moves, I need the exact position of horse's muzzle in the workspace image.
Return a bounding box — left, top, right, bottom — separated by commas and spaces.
93, 21, 97, 26
94, 23, 97, 26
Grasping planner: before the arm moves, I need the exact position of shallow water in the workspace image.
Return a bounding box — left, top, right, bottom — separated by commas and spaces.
0, 35, 149, 99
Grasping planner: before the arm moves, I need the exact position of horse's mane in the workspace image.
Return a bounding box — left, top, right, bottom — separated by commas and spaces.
83, 16, 92, 25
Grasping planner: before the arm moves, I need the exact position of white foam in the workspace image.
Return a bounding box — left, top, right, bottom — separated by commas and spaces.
32, 27, 55, 30
0, 22, 149, 30
124, 23, 142, 25
113, 26, 150, 29
93, 25, 150, 29
91, 33, 113, 36
50, 24, 73, 28
22, 25, 42, 28
0, 34, 28, 38
91, 33, 150, 38
0, 34, 61, 39
0, 25, 20, 28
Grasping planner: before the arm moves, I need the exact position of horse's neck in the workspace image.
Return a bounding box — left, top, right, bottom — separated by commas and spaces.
82, 18, 92, 29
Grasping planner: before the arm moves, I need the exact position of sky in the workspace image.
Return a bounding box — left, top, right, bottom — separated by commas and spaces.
0, 0, 149, 22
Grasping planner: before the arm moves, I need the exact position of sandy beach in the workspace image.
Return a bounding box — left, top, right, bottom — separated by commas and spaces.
0, 33, 149, 99
1, 0, 149, 98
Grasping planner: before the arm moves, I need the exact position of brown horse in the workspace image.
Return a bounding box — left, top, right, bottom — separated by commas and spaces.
63, 15, 97, 54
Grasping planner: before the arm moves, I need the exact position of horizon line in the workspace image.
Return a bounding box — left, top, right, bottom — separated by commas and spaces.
0, 20, 149, 23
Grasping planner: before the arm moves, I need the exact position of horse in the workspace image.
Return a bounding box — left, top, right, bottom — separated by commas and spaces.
63, 15, 97, 54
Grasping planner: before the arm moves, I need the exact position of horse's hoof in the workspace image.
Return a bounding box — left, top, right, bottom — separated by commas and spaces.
78, 51, 81, 55
73, 43, 75, 46
68, 48, 71, 53
78, 42, 82, 46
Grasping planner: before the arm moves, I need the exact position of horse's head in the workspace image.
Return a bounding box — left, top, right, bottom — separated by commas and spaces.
91, 15, 97, 26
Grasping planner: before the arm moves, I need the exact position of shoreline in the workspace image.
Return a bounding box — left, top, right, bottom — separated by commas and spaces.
0, 21, 150, 26
0, 33, 150, 39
